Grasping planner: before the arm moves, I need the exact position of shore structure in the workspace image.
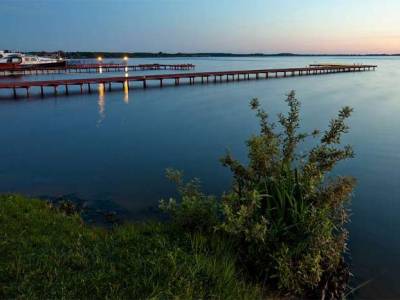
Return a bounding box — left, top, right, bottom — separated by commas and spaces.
0, 63, 195, 76
0, 64, 377, 98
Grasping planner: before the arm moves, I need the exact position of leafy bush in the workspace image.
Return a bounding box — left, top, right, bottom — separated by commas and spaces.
163, 91, 355, 297
159, 169, 220, 234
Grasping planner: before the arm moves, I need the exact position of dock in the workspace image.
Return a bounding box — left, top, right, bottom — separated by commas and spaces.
0, 64, 377, 99
0, 63, 195, 76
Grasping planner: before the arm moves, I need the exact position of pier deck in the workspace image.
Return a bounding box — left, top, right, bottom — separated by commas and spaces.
0, 64, 377, 98
0, 63, 195, 76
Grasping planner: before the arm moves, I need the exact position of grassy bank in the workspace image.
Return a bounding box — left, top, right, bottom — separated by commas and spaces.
0, 194, 263, 299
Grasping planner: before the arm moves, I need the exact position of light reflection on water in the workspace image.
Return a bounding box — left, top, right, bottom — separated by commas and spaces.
97, 83, 105, 126
123, 81, 129, 104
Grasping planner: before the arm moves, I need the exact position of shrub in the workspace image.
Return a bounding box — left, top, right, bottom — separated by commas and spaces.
162, 91, 355, 297
220, 91, 355, 296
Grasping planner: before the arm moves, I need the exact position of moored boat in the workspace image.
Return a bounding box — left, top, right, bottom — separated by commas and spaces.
0, 51, 66, 69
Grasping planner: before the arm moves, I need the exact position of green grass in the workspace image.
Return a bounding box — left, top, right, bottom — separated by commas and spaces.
0, 194, 263, 299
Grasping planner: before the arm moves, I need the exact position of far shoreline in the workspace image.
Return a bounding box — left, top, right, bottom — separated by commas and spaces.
23, 51, 400, 59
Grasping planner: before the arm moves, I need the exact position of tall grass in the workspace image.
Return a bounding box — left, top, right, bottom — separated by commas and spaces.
0, 194, 262, 299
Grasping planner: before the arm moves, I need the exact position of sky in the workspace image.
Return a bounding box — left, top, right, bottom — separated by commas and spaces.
1, 0, 400, 54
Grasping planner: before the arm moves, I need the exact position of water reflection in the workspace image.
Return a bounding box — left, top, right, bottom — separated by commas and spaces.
97, 83, 105, 126
99, 66, 103, 74
123, 80, 129, 104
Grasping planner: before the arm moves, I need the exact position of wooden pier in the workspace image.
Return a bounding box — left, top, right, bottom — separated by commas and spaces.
0, 64, 377, 99
0, 63, 195, 76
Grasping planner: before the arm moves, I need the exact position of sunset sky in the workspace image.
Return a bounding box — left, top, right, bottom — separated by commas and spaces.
2, 0, 400, 54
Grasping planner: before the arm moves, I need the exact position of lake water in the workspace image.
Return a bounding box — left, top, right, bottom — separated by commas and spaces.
0, 56, 399, 298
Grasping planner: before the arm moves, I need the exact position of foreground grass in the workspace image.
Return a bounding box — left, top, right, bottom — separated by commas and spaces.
0, 195, 263, 299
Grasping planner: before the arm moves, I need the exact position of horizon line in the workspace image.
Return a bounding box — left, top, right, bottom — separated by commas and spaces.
24, 51, 400, 57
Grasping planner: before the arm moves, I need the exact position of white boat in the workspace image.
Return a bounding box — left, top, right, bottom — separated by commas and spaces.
0, 51, 66, 69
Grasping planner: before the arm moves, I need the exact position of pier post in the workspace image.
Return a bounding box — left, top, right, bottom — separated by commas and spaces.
54, 86, 57, 95
143, 80, 147, 89
26, 88, 30, 98
13, 88, 16, 99
65, 85, 69, 95
80, 84, 83, 94
108, 82, 112, 91
40, 86, 44, 97
88, 84, 91, 93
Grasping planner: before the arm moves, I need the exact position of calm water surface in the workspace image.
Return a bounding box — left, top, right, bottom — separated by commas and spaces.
0, 57, 399, 298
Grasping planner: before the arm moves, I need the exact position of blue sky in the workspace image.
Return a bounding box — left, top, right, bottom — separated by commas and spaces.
1, 0, 400, 53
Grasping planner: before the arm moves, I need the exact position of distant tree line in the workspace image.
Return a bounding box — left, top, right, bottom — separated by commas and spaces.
27, 51, 400, 59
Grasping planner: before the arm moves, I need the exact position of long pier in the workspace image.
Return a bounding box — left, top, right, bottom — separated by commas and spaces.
0, 64, 377, 98
0, 63, 195, 76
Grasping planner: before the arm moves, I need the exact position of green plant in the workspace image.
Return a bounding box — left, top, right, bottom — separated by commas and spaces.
219, 91, 355, 296
0, 194, 262, 299
159, 169, 220, 234
162, 91, 355, 297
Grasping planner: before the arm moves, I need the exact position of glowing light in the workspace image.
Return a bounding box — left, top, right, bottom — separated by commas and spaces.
123, 56, 128, 61
97, 56, 103, 62
124, 72, 128, 77
124, 66, 128, 73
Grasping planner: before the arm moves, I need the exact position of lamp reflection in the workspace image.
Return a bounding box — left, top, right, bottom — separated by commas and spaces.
123, 80, 129, 104
97, 83, 106, 126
